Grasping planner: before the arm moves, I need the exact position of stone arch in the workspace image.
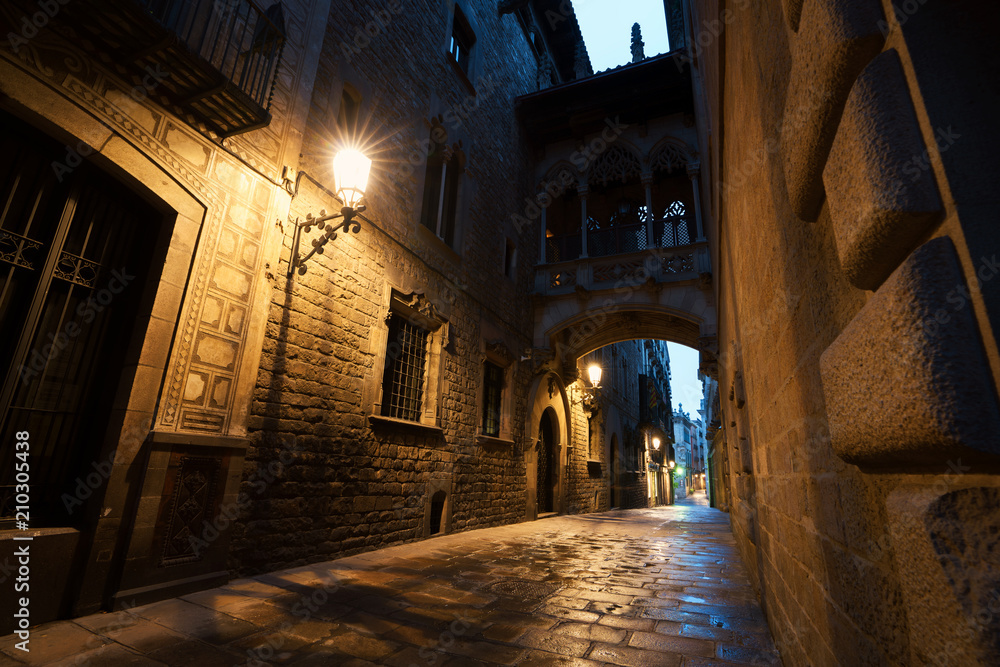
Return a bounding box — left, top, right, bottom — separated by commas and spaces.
539, 300, 715, 379
525, 370, 571, 519
539, 159, 581, 192
648, 136, 696, 173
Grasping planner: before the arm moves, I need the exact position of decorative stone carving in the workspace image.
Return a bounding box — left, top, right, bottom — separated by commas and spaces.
590, 145, 643, 186
485, 339, 513, 365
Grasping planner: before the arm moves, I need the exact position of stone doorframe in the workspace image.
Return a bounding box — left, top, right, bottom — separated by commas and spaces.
525, 371, 570, 520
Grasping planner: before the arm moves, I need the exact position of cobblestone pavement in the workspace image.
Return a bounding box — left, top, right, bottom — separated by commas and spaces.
0, 492, 780, 666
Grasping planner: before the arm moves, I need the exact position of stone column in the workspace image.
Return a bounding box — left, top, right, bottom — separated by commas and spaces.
578, 185, 589, 258
687, 162, 705, 242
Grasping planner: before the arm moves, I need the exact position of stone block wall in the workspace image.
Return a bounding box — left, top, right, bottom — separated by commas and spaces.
695, 0, 1000, 664
232, 0, 542, 574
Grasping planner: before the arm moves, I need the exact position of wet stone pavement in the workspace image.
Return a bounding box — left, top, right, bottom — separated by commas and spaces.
1, 492, 781, 666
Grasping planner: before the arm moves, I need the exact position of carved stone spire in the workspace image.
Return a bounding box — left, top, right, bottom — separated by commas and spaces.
631, 23, 645, 63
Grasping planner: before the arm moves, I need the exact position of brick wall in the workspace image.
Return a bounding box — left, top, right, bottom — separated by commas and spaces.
232, 0, 541, 574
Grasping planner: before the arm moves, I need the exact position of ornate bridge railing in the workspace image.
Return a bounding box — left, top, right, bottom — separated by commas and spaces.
534, 242, 710, 296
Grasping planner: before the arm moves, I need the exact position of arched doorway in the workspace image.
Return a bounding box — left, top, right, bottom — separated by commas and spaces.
537, 409, 557, 514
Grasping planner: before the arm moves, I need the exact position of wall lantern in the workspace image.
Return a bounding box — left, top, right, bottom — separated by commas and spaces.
573, 363, 602, 415
287, 149, 373, 277
668, 459, 675, 469
587, 364, 602, 388
652, 436, 661, 450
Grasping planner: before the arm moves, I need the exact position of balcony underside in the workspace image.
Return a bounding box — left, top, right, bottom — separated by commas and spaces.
61, 0, 275, 137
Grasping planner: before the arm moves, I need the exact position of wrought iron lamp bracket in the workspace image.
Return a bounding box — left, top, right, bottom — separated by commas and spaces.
287, 205, 369, 277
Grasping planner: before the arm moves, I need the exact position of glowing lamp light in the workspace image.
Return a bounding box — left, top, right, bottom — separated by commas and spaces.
652, 437, 661, 450
674, 466, 685, 476
587, 364, 602, 388
286, 148, 374, 278
668, 460, 675, 469
333, 148, 372, 208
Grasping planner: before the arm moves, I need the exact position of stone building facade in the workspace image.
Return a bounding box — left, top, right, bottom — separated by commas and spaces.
690, 0, 1000, 664
0, 0, 336, 631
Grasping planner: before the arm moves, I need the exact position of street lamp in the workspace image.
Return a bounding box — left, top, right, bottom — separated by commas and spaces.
587, 364, 602, 388
572, 363, 602, 415
652, 436, 661, 450
287, 149, 373, 277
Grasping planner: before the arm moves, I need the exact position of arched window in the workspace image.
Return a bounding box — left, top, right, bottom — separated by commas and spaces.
586, 145, 646, 256
649, 141, 696, 248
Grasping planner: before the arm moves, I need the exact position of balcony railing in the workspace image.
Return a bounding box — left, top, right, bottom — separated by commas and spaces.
61, 0, 285, 136
535, 241, 710, 296
545, 216, 696, 264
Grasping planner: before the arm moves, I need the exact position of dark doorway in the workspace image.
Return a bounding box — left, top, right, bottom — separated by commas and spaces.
429, 491, 446, 535
0, 110, 164, 529
537, 410, 556, 514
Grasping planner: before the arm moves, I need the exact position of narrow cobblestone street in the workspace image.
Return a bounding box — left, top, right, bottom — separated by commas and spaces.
0, 493, 779, 666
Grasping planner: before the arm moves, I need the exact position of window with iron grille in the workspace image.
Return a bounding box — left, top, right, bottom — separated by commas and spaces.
381, 314, 429, 421
482, 361, 503, 436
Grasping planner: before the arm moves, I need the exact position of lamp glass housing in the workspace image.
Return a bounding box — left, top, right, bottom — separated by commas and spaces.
652, 437, 661, 450
587, 364, 602, 387
333, 149, 371, 208
668, 460, 675, 468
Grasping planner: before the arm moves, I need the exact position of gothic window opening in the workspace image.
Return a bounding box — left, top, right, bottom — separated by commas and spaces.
587, 146, 647, 256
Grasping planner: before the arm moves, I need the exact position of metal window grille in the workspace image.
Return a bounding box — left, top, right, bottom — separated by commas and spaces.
381, 315, 428, 421
482, 361, 503, 436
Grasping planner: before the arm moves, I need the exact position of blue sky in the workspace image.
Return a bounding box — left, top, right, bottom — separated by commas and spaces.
668, 343, 703, 419
574, 0, 671, 72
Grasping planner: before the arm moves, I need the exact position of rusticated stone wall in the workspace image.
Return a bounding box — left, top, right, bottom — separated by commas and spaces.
232, 0, 541, 573
695, 0, 1000, 664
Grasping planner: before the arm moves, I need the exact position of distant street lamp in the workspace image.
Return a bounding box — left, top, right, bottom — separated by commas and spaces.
587, 364, 602, 388
287, 149, 373, 277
